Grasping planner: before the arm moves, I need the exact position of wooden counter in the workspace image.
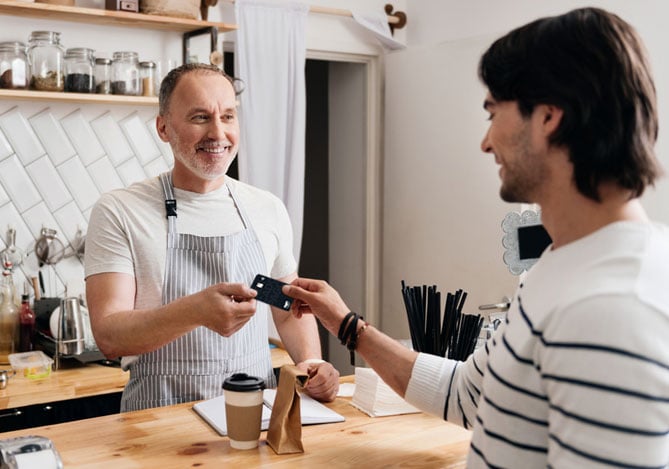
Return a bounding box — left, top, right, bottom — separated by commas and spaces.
0, 361, 128, 410
1, 378, 473, 467
1, 347, 292, 410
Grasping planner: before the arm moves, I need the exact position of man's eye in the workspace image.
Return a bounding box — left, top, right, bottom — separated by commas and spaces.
192, 115, 208, 122
486, 114, 494, 121
223, 114, 236, 121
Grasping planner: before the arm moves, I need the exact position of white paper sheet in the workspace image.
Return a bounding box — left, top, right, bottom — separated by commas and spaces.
193, 389, 345, 436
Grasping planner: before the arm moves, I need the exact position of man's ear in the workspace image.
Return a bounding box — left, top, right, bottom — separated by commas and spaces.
156, 115, 169, 142
540, 104, 564, 137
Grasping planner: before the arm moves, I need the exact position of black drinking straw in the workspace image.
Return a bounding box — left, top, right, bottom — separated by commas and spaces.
402, 282, 483, 361
439, 292, 453, 356
414, 285, 426, 345
427, 287, 440, 355
401, 280, 421, 351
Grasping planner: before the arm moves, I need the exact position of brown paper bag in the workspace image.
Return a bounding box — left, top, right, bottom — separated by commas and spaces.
267, 364, 309, 454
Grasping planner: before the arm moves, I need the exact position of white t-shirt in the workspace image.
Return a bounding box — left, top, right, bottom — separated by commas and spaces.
85, 175, 298, 312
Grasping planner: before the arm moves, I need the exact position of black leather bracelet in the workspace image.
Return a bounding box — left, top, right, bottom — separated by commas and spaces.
338, 312, 357, 345
337, 312, 366, 365
344, 316, 360, 351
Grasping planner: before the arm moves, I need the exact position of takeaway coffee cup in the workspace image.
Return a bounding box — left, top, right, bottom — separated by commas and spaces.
222, 373, 266, 450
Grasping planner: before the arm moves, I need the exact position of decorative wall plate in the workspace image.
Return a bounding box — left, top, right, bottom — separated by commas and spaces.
501, 210, 545, 275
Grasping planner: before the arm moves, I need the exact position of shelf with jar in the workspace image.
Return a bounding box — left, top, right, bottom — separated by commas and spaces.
0, 88, 158, 106
0, 0, 236, 105
1, 32, 160, 106
0, 0, 237, 33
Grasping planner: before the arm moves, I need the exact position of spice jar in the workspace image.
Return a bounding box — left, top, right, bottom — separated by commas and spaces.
0, 42, 28, 90
95, 57, 112, 94
64, 47, 95, 93
111, 51, 140, 96
27, 31, 65, 92
139, 60, 156, 97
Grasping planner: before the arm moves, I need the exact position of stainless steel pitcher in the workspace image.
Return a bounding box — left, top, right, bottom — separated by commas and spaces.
57, 297, 85, 356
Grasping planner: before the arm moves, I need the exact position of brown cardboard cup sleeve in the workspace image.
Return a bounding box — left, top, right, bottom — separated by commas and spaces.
267, 364, 309, 454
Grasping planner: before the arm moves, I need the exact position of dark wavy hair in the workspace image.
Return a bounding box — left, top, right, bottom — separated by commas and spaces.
158, 63, 238, 117
478, 7, 661, 201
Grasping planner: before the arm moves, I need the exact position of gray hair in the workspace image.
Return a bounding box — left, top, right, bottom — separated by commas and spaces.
158, 63, 240, 116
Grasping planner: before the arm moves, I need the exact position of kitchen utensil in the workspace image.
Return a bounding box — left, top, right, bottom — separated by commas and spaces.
50, 303, 94, 349
34, 228, 66, 266
56, 297, 85, 356
0, 369, 14, 389
31, 276, 41, 301
72, 227, 86, 258
0, 227, 24, 268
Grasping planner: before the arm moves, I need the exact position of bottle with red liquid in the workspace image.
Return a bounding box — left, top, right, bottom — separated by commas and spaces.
19, 293, 35, 352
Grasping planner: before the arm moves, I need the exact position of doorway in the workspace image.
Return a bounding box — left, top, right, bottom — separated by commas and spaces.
304, 55, 381, 375
224, 52, 381, 375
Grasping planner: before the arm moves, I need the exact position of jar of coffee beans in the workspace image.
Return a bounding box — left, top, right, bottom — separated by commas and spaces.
94, 57, 112, 94
64, 47, 95, 93
111, 51, 140, 96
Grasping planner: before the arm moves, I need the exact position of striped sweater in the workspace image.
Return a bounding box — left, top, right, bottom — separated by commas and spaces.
405, 221, 669, 468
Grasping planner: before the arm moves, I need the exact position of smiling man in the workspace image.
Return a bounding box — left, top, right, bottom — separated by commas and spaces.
84, 64, 339, 412
281, 7, 669, 468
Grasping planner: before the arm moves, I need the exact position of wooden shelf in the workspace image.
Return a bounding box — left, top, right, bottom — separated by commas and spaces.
0, 89, 158, 106
0, 0, 237, 33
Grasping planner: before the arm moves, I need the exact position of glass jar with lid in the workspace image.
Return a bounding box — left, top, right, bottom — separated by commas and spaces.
0, 42, 28, 90
27, 31, 65, 92
95, 57, 112, 94
111, 51, 140, 96
139, 61, 156, 97
64, 47, 95, 93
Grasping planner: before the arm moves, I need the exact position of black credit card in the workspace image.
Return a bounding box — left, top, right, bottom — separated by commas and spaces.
250, 274, 293, 311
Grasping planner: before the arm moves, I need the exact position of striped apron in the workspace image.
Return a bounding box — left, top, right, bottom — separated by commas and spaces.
121, 172, 276, 412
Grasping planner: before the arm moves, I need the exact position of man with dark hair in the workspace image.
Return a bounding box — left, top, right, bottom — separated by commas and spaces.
85, 63, 339, 411
283, 7, 669, 467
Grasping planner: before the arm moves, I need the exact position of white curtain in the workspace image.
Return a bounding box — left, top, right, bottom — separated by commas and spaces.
234, 0, 309, 262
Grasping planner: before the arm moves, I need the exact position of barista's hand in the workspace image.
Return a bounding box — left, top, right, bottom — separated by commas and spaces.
283, 278, 350, 337
198, 283, 257, 336
297, 360, 340, 402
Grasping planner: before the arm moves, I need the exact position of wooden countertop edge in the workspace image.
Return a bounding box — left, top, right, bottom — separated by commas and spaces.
0, 362, 128, 409
0, 375, 473, 467
1, 346, 294, 409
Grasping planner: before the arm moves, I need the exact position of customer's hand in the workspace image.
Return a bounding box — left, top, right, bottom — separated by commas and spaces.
297, 360, 340, 402
282, 278, 350, 336
196, 282, 258, 336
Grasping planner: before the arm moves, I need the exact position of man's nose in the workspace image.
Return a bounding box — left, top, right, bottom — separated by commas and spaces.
480, 129, 492, 153
208, 119, 229, 139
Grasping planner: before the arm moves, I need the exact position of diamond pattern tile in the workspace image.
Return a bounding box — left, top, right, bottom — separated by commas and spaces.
0, 129, 12, 160
26, 155, 73, 212
120, 113, 161, 164
29, 109, 76, 165
91, 112, 135, 166
61, 110, 106, 166
58, 157, 101, 212
0, 154, 42, 212
0, 101, 163, 298
0, 107, 45, 165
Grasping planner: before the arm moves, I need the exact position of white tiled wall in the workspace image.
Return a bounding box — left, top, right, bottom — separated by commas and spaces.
0, 99, 173, 300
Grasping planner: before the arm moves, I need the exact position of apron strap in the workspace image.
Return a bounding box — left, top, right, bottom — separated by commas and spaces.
159, 172, 177, 235
158, 170, 255, 234
225, 182, 254, 232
